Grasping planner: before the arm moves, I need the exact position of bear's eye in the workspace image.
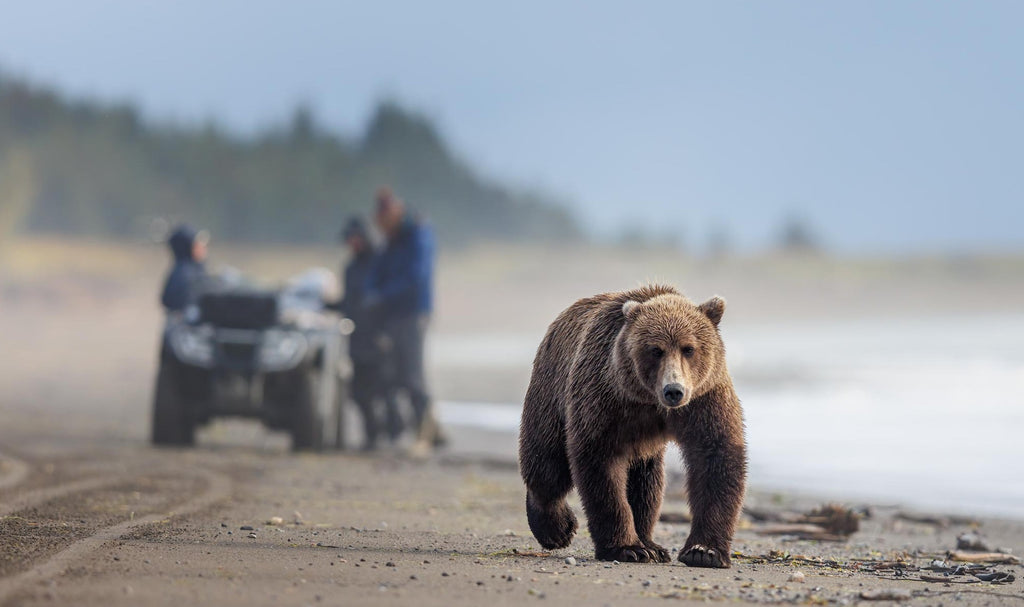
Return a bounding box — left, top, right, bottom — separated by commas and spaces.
649, 346, 665, 360
681, 345, 696, 358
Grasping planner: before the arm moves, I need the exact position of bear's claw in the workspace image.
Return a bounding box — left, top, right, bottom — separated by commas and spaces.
679, 544, 729, 568
596, 545, 665, 563
641, 541, 672, 563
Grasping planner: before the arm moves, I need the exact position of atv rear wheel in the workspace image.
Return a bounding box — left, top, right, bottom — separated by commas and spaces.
290, 369, 324, 452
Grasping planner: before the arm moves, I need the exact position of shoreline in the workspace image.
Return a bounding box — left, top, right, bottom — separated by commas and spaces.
435, 421, 1024, 526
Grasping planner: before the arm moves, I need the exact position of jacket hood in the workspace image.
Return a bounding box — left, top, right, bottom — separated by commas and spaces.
168, 225, 198, 261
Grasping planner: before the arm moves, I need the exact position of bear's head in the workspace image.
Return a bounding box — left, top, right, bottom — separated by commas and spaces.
618, 293, 726, 409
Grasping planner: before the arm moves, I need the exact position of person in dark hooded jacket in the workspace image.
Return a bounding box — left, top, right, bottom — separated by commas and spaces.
161, 225, 208, 312
332, 217, 403, 449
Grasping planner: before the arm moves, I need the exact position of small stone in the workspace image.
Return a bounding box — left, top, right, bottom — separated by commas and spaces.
240, 525, 254, 531
386, 561, 396, 567
247, 532, 257, 539
788, 571, 805, 583
641, 579, 652, 587
267, 516, 284, 526
564, 556, 577, 566
956, 532, 990, 552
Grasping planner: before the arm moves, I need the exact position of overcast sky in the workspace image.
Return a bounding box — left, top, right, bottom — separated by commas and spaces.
1, 1, 1021, 253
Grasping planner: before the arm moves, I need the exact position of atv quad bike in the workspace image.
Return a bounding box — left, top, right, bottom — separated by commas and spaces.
152, 272, 352, 451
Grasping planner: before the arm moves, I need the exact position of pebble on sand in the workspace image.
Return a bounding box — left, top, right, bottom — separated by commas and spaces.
564, 557, 577, 566
788, 571, 806, 583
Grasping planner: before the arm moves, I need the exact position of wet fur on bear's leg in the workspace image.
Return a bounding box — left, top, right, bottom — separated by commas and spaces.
672, 386, 747, 568
519, 377, 579, 550
526, 491, 578, 549
570, 439, 666, 563
626, 451, 670, 563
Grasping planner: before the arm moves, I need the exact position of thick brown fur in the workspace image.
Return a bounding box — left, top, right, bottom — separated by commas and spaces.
518, 285, 746, 567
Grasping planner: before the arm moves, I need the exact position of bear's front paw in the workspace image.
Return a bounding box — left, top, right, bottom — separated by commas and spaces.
595, 545, 665, 563
678, 544, 730, 568
641, 540, 671, 563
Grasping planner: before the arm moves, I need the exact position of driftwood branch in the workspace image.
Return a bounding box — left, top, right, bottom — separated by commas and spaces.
750, 504, 860, 541
949, 551, 1021, 565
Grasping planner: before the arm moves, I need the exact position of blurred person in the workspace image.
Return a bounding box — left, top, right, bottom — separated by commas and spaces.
366, 186, 445, 453
160, 224, 209, 313
331, 217, 403, 450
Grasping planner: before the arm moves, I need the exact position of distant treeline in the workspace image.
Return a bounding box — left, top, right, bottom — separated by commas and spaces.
0, 71, 581, 245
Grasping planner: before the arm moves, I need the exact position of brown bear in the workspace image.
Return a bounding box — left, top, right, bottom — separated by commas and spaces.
518, 284, 746, 567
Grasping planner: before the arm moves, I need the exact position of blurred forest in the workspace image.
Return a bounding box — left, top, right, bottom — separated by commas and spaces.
0, 71, 580, 245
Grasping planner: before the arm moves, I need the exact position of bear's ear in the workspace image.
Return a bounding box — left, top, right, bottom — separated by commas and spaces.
622, 300, 642, 320
698, 296, 726, 326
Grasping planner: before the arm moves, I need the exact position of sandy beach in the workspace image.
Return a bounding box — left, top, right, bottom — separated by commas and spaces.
1, 436, 1022, 606
2, 238, 1023, 605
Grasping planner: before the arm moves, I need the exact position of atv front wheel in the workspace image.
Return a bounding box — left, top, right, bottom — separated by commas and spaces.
290, 369, 324, 452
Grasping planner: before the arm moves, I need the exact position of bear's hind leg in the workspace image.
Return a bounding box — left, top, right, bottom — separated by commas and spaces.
520, 405, 577, 550
526, 488, 577, 550
626, 450, 670, 563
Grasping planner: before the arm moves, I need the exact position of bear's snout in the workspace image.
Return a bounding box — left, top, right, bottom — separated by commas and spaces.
662, 383, 687, 408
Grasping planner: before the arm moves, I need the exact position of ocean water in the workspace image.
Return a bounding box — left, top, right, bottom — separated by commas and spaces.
434, 315, 1024, 519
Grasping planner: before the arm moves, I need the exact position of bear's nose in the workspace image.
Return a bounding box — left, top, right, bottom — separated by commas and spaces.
662, 383, 686, 406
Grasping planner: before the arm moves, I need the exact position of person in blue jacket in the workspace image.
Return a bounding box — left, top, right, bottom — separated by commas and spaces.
160, 225, 208, 313
366, 187, 445, 451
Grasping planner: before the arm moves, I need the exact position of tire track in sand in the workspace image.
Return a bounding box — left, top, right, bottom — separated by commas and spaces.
0, 475, 127, 519
0, 467, 232, 604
